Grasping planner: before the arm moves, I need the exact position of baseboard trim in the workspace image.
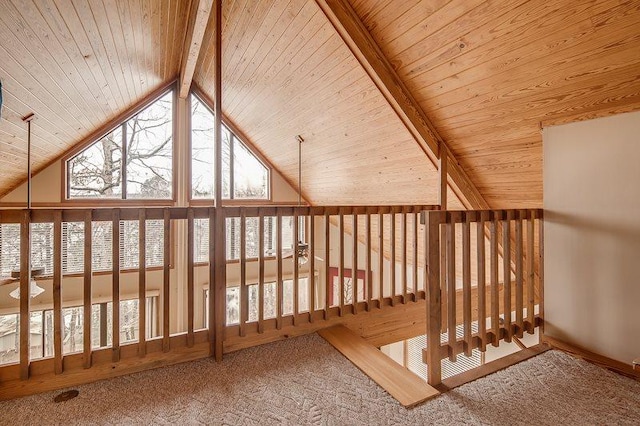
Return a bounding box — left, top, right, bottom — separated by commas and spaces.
541, 335, 640, 380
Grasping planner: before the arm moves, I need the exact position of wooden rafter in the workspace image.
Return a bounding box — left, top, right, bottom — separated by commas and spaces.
314, 0, 488, 210
179, 0, 213, 99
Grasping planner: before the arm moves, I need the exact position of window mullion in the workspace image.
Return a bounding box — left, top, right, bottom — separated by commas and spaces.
229, 134, 234, 200
122, 123, 127, 200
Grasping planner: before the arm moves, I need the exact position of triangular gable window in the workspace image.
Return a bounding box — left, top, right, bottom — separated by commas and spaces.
190, 94, 269, 200
66, 91, 174, 200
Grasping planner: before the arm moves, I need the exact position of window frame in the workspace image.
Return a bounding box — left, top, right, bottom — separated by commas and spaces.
188, 88, 272, 205
61, 84, 177, 205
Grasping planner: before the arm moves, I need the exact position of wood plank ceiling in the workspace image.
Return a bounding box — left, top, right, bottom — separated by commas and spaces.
1, 0, 640, 208
0, 0, 189, 194
349, 0, 640, 208
195, 0, 441, 205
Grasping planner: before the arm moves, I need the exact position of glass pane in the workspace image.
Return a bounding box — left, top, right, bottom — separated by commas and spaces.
62, 306, 84, 355
191, 96, 215, 199
126, 91, 173, 199
0, 314, 19, 364
68, 127, 123, 198
0, 224, 20, 275
120, 299, 139, 343
222, 127, 231, 199
233, 137, 268, 199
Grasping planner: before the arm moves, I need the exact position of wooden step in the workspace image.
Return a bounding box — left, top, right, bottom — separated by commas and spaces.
318, 325, 439, 407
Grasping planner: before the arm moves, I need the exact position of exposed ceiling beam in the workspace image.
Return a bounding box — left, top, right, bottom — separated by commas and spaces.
315, 0, 488, 210
179, 0, 213, 99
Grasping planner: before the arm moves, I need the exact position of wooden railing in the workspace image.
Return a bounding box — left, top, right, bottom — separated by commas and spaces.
422, 209, 544, 386
0, 204, 436, 390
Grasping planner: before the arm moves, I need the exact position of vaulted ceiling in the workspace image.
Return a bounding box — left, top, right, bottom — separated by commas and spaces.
1, 0, 639, 207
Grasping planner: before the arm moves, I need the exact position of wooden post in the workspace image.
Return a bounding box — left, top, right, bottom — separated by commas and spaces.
186, 208, 194, 347
258, 210, 265, 333
538, 211, 545, 335
138, 210, 147, 355
277, 213, 284, 327
338, 211, 344, 316
162, 208, 171, 352
490, 212, 499, 347
378, 213, 384, 308
113, 209, 121, 360
446, 212, 456, 362
503, 210, 512, 343
412, 212, 418, 299
293, 211, 300, 324
365, 212, 372, 311
240, 211, 247, 336
390, 212, 396, 306
324, 211, 331, 319
425, 210, 442, 386
401, 213, 407, 303
527, 211, 535, 333
309, 212, 315, 321
19, 210, 31, 380
53, 211, 63, 374
83, 210, 92, 369
439, 147, 448, 209
515, 210, 524, 338
462, 212, 472, 357
212, 0, 225, 362
477, 211, 487, 352
352, 213, 358, 313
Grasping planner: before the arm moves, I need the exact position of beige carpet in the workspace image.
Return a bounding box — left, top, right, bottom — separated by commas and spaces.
1, 333, 639, 425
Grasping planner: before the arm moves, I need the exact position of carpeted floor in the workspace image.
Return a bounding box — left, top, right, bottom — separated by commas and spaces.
1, 333, 639, 425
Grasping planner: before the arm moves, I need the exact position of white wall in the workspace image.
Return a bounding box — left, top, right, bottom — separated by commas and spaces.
543, 111, 640, 364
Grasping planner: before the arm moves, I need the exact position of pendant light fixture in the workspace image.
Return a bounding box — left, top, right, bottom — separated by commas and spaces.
10, 113, 45, 299
295, 135, 309, 265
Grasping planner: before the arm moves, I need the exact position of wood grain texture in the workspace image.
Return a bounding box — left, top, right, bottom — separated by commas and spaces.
0, 0, 189, 197
350, 0, 640, 209
318, 325, 439, 407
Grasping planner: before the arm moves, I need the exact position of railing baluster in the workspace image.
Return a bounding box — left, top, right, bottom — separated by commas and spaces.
113, 210, 122, 359
162, 208, 170, 352
425, 211, 443, 386
83, 210, 92, 369
477, 211, 487, 352
19, 210, 30, 380
490, 212, 499, 347
390, 211, 396, 306
53, 211, 63, 374
240, 210, 247, 336
258, 210, 265, 333
277, 214, 284, 328
446, 212, 456, 362
515, 210, 524, 338
186, 208, 194, 348
378, 213, 384, 308
338, 211, 344, 316
503, 210, 512, 343
139, 209, 148, 354
352, 213, 358, 314
324, 211, 331, 319
365, 212, 372, 311
293, 211, 300, 324
309, 212, 315, 322
413, 212, 418, 299
401, 212, 407, 303
462, 212, 472, 357
527, 210, 535, 333
538, 211, 545, 334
